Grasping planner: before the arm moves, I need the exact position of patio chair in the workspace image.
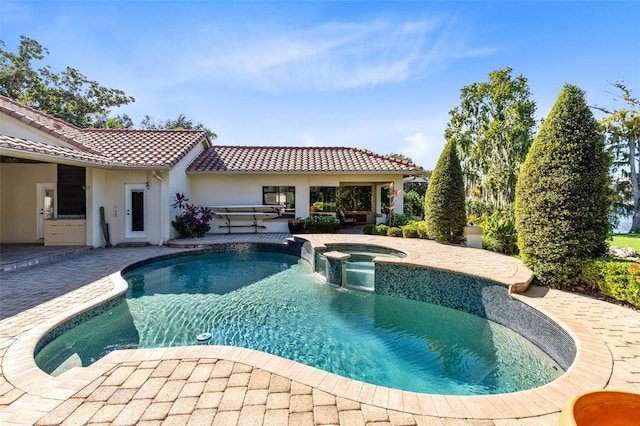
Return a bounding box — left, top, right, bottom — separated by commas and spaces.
338, 210, 356, 226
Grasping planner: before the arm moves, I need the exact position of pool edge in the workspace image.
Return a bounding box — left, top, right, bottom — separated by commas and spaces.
1, 236, 614, 420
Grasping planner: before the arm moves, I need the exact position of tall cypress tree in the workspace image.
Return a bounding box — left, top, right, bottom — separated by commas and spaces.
515, 84, 611, 288
424, 140, 467, 243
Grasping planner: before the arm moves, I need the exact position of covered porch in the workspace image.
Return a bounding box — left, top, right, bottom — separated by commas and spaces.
309, 182, 397, 224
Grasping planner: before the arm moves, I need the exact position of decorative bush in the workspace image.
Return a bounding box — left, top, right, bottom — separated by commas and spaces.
402, 224, 419, 238
414, 221, 429, 239
581, 259, 640, 308
374, 224, 389, 236
515, 84, 611, 288
424, 140, 466, 243
301, 215, 341, 233
171, 193, 214, 238
473, 210, 518, 255
362, 223, 376, 235
386, 213, 413, 227
387, 227, 403, 237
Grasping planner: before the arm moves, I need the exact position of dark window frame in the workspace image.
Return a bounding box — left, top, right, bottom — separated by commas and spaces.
262, 186, 296, 218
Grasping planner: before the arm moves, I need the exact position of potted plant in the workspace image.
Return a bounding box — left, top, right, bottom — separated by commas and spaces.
288, 218, 302, 233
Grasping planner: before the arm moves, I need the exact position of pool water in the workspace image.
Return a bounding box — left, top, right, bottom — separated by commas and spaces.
343, 252, 399, 290
35, 251, 563, 395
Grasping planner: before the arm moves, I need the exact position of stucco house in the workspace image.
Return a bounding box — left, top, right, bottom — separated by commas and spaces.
0, 95, 424, 247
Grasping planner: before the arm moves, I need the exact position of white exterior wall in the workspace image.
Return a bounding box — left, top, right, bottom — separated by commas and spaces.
166, 144, 208, 240
86, 167, 107, 247
189, 173, 406, 234
0, 163, 57, 243
0, 115, 78, 148
98, 170, 161, 246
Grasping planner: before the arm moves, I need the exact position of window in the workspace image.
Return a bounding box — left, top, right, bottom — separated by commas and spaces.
310, 186, 339, 212
338, 186, 372, 211
57, 164, 86, 217
263, 186, 295, 217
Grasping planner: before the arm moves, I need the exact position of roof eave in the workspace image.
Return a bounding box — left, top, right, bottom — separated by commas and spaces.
186, 169, 423, 175
0, 147, 112, 168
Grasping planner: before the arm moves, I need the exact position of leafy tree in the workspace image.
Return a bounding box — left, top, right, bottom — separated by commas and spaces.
94, 114, 134, 129
141, 113, 218, 139
424, 140, 466, 243
594, 81, 640, 232
387, 152, 415, 164
0, 35, 134, 127
403, 190, 424, 218
515, 84, 611, 289
445, 67, 537, 208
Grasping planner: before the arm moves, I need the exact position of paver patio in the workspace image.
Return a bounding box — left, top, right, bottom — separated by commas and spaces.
1, 234, 639, 425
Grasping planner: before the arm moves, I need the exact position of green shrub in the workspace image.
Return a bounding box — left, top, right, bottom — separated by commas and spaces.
515, 84, 611, 289
402, 224, 418, 238
424, 140, 466, 243
403, 190, 425, 218
387, 227, 403, 237
581, 259, 640, 308
301, 215, 341, 233
482, 234, 503, 253
362, 223, 376, 235
475, 210, 518, 255
374, 224, 389, 236
414, 221, 429, 239
466, 199, 496, 218
387, 213, 413, 227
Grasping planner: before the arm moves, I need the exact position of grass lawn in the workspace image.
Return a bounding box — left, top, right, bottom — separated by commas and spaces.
610, 233, 640, 252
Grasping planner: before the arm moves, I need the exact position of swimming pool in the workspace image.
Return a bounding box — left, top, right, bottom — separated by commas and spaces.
35, 249, 563, 395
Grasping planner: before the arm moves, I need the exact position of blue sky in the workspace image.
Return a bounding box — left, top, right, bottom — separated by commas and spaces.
1, 1, 638, 169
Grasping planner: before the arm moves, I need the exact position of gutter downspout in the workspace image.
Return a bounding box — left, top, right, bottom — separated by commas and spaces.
153, 171, 165, 246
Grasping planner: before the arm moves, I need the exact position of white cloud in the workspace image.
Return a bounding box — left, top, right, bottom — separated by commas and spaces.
302, 134, 316, 146
401, 131, 444, 170
190, 14, 492, 92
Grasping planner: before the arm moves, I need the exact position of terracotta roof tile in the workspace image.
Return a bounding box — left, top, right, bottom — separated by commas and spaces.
81, 129, 208, 168
1, 96, 209, 168
0, 134, 112, 165
0, 96, 94, 152
187, 146, 423, 173
1, 96, 421, 173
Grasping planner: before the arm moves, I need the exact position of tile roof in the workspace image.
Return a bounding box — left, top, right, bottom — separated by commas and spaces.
187, 146, 424, 173
0, 96, 209, 169
81, 130, 209, 168
0, 134, 112, 165
1, 97, 423, 174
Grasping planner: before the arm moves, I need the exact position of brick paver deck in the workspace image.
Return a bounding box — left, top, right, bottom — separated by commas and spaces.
1, 234, 639, 425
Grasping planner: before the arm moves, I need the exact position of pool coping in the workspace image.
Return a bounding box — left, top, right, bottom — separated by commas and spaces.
1, 235, 614, 421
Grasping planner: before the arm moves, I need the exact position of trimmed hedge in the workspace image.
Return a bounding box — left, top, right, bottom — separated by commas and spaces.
415, 221, 429, 239
301, 215, 341, 233
374, 224, 389, 236
387, 227, 403, 237
362, 223, 376, 235
515, 84, 611, 288
402, 224, 419, 238
581, 258, 640, 308
424, 140, 466, 243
